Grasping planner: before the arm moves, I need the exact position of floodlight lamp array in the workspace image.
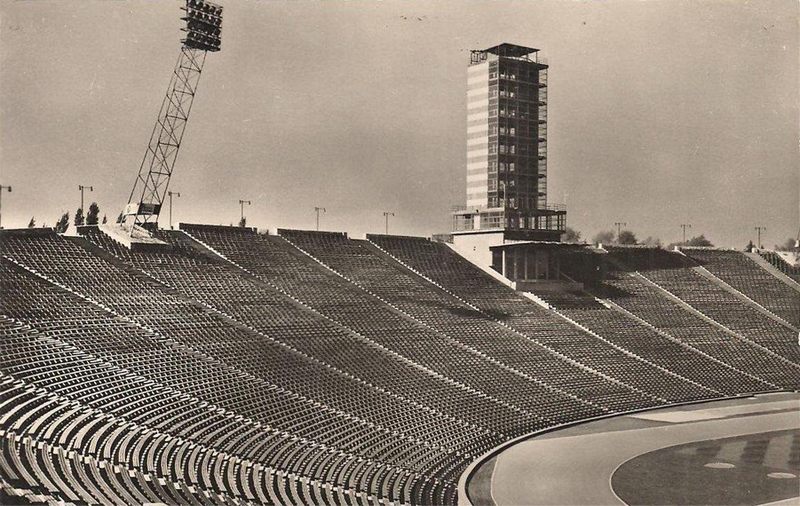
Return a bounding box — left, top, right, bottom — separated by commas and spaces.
181, 0, 223, 52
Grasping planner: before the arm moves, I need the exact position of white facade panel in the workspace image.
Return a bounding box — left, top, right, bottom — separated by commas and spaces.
467, 86, 489, 97
467, 137, 489, 146
467, 110, 489, 121
467, 61, 489, 74
467, 173, 489, 183
467, 196, 487, 208
467, 101, 488, 111
467, 94, 489, 105
467, 145, 489, 156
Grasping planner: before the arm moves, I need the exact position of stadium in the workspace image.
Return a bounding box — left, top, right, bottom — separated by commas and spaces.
1, 1, 799, 505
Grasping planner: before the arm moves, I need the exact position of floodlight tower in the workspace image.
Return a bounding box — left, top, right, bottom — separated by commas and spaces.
383, 211, 395, 235
314, 207, 326, 231
78, 185, 93, 212
238, 200, 251, 226
614, 222, 627, 239
167, 191, 181, 229
124, 0, 223, 231
755, 226, 766, 249
680, 223, 692, 244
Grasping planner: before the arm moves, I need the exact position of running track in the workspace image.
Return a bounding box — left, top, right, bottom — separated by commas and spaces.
464, 392, 800, 505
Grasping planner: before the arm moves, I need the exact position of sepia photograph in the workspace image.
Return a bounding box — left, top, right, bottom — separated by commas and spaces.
0, 1, 798, 505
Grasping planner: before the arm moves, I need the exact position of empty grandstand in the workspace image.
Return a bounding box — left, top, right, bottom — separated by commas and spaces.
1, 224, 798, 504
2, 2, 798, 505
759, 251, 800, 283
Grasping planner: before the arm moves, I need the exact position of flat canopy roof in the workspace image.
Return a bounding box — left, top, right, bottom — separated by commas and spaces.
489, 241, 591, 251
480, 43, 539, 57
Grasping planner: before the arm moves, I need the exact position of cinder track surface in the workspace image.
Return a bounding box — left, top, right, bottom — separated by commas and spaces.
469, 392, 800, 505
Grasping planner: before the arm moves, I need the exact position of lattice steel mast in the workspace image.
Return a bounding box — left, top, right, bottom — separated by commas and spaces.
125, 0, 223, 229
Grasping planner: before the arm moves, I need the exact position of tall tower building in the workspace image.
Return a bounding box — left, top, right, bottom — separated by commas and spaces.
454, 43, 565, 240
450, 43, 569, 280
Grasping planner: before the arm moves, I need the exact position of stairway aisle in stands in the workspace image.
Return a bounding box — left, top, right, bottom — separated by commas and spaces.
598, 271, 800, 389
0, 231, 468, 505
604, 246, 800, 364
280, 229, 760, 401
3, 227, 798, 506
758, 251, 800, 283
681, 248, 800, 327
0, 260, 400, 505
369, 236, 799, 391
81, 227, 539, 442
519, 290, 776, 395
186, 225, 665, 414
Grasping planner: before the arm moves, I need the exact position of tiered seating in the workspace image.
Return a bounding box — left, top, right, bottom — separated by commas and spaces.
682, 248, 800, 327
98, 225, 624, 503
361, 234, 726, 404
0, 233, 452, 504
3, 233, 477, 461
82, 227, 539, 441
183, 226, 644, 502
534, 291, 605, 310
0, 266, 398, 505
193, 226, 665, 412
598, 271, 800, 389
0, 376, 251, 505
370, 235, 799, 388
604, 246, 800, 365
524, 289, 773, 395
284, 230, 759, 402
602, 245, 690, 271
759, 251, 800, 282
0, 258, 444, 504
2, 226, 797, 506
189, 228, 591, 416
80, 227, 568, 503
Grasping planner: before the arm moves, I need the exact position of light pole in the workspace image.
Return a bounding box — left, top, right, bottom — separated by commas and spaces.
383, 211, 395, 235
238, 200, 251, 227
614, 221, 627, 241
314, 207, 326, 231
0, 185, 11, 229
78, 185, 93, 213
167, 191, 181, 230
754, 226, 766, 249
680, 223, 692, 244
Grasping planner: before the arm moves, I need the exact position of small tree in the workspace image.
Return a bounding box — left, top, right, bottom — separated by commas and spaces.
593, 230, 615, 245
74, 207, 85, 227
776, 237, 796, 251
686, 234, 713, 247
86, 202, 100, 225
562, 227, 581, 243
238, 216, 247, 228
618, 230, 638, 245
102, 214, 107, 224
27, 217, 36, 228
642, 236, 662, 247
55, 212, 70, 233
745, 240, 754, 252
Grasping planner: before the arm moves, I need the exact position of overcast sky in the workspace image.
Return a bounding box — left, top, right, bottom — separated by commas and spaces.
1, 0, 797, 248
